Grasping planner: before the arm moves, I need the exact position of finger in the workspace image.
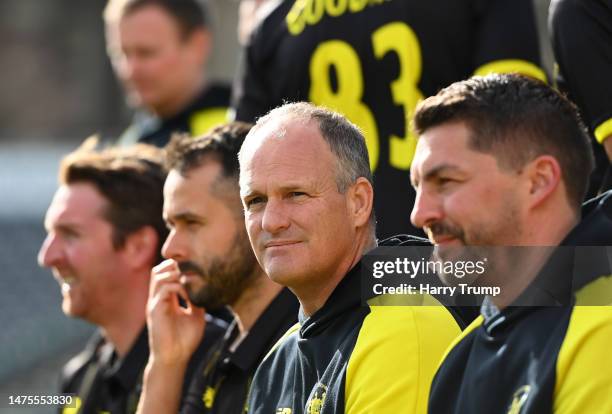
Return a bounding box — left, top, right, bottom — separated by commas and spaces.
152, 258, 178, 275
149, 269, 181, 297
149, 284, 190, 315
186, 302, 206, 319
185, 304, 207, 335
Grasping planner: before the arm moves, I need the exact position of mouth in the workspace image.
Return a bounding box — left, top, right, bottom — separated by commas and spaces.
179, 271, 205, 286
264, 240, 301, 249
57, 275, 77, 293
430, 235, 459, 245
425, 227, 461, 246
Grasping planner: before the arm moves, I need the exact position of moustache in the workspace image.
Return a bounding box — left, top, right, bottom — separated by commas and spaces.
426, 221, 465, 242
177, 261, 205, 278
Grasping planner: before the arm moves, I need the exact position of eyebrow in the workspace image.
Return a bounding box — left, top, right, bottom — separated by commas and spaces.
241, 184, 308, 199
165, 212, 204, 224
44, 220, 82, 236
240, 188, 262, 200
412, 163, 462, 187
56, 222, 80, 231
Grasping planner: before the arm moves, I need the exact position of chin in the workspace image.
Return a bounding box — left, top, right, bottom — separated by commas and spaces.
265, 266, 298, 287
433, 244, 460, 262
62, 302, 81, 319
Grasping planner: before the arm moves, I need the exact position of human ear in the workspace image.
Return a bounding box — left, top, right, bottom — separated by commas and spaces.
347, 177, 374, 228
187, 28, 211, 66
121, 226, 159, 270
525, 155, 562, 209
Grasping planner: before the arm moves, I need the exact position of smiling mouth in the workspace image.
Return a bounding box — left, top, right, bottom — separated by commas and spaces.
57, 276, 77, 294
427, 232, 460, 245
54, 273, 76, 286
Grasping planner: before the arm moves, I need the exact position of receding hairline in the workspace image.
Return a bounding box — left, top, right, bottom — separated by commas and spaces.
239, 114, 327, 162
49, 181, 111, 218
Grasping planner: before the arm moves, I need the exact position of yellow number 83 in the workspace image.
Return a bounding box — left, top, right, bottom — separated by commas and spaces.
309, 21, 423, 172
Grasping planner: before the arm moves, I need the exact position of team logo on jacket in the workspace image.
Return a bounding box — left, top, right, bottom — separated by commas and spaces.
507, 385, 531, 414
306, 383, 328, 414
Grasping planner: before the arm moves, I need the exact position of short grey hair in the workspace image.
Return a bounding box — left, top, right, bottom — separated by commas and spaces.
249, 102, 373, 193
245, 102, 376, 230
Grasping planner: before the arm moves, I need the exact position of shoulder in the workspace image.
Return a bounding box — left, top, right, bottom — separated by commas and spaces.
351, 303, 461, 363
554, 307, 612, 413
344, 304, 461, 413
260, 322, 301, 364
246, 0, 293, 60
60, 333, 104, 391
557, 306, 612, 375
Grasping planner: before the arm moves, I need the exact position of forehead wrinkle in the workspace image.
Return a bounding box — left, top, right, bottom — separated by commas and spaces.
240, 118, 340, 201
242, 142, 326, 181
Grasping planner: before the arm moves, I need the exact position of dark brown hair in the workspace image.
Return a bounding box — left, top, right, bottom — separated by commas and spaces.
59, 140, 167, 263
105, 0, 209, 38
165, 121, 252, 179
414, 73, 594, 210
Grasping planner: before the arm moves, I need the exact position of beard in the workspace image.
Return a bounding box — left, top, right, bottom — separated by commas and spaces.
429, 196, 522, 288
178, 230, 259, 310
432, 244, 489, 288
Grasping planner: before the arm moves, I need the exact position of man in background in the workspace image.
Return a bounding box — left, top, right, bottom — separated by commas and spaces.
104, 0, 230, 147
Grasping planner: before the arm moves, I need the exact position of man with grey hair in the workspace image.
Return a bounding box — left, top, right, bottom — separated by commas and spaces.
238, 102, 460, 413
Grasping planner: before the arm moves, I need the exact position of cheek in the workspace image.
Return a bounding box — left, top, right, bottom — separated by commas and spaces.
439, 193, 472, 228
201, 224, 237, 256
245, 214, 261, 238
158, 51, 188, 77
309, 206, 352, 248
63, 243, 88, 269
137, 52, 174, 81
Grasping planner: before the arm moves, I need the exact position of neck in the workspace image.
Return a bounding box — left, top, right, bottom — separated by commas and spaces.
491, 210, 578, 310
230, 270, 283, 334
154, 76, 206, 119
298, 231, 376, 316
489, 246, 555, 309
98, 271, 149, 357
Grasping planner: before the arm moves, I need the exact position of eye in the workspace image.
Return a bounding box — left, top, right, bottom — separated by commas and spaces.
245, 196, 265, 209
61, 228, 80, 240
184, 219, 201, 227
289, 191, 307, 198
437, 177, 455, 187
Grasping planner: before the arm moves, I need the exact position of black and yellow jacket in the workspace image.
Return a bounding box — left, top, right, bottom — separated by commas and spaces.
118, 83, 230, 148
429, 303, 612, 413
60, 318, 227, 414
246, 259, 461, 414
428, 192, 612, 414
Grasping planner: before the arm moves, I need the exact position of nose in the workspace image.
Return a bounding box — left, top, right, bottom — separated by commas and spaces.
161, 229, 188, 261
261, 199, 291, 235
410, 187, 443, 230
38, 233, 63, 268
